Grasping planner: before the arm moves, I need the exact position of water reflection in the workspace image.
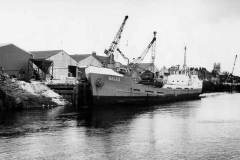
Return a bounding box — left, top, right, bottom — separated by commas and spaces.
1, 93, 240, 159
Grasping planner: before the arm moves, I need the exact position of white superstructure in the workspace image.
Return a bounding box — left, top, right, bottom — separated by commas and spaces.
163, 74, 202, 89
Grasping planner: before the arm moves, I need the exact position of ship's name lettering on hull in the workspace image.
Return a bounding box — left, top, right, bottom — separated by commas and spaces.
108, 76, 120, 81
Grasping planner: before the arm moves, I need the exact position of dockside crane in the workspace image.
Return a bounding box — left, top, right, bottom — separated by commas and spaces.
116, 48, 130, 65
151, 32, 156, 64
104, 15, 128, 66
226, 54, 238, 82
132, 31, 157, 64
231, 54, 238, 75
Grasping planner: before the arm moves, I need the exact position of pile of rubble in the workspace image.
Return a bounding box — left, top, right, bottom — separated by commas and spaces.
0, 73, 68, 110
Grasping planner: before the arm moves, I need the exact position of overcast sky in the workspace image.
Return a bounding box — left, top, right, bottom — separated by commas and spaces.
1, 0, 240, 75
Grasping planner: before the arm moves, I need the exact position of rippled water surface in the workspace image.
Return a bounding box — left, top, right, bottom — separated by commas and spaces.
1, 93, 240, 160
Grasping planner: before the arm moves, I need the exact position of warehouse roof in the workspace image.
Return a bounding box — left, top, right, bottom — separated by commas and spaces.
0, 43, 32, 56
31, 50, 62, 59
70, 54, 91, 62
0, 43, 11, 48
71, 53, 109, 64
95, 55, 109, 64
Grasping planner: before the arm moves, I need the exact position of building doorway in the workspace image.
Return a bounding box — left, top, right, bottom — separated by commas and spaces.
68, 65, 77, 77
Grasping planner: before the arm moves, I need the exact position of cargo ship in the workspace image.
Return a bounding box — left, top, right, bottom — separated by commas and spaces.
84, 66, 203, 105
79, 16, 203, 106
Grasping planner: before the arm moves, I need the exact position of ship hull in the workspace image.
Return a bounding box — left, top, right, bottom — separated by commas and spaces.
92, 94, 200, 106
87, 73, 202, 106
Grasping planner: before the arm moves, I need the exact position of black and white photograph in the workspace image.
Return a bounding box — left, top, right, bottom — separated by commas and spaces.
1, 0, 240, 159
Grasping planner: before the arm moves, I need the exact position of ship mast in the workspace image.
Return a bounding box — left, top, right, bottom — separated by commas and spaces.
183, 46, 187, 68
183, 46, 187, 74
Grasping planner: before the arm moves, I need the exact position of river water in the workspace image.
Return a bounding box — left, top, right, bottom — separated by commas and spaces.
0, 93, 240, 160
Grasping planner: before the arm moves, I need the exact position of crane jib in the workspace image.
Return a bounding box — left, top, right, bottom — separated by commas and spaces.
133, 31, 157, 64
105, 15, 129, 64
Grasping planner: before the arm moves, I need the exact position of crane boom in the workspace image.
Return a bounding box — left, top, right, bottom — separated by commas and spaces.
226, 54, 238, 83
231, 54, 238, 75
151, 34, 156, 64
104, 15, 128, 65
133, 31, 157, 64
116, 48, 129, 64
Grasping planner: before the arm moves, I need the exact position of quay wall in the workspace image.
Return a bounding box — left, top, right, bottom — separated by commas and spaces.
47, 84, 75, 104
202, 80, 240, 93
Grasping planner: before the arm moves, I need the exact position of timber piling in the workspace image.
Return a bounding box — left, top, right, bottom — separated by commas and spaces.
48, 82, 92, 109
75, 81, 92, 108
47, 84, 75, 103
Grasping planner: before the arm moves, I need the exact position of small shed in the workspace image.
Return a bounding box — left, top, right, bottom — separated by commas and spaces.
0, 43, 32, 78
31, 50, 78, 81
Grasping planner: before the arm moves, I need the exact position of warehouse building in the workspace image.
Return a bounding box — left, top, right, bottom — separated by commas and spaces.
70, 52, 110, 79
70, 52, 109, 68
0, 43, 32, 79
31, 50, 78, 83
